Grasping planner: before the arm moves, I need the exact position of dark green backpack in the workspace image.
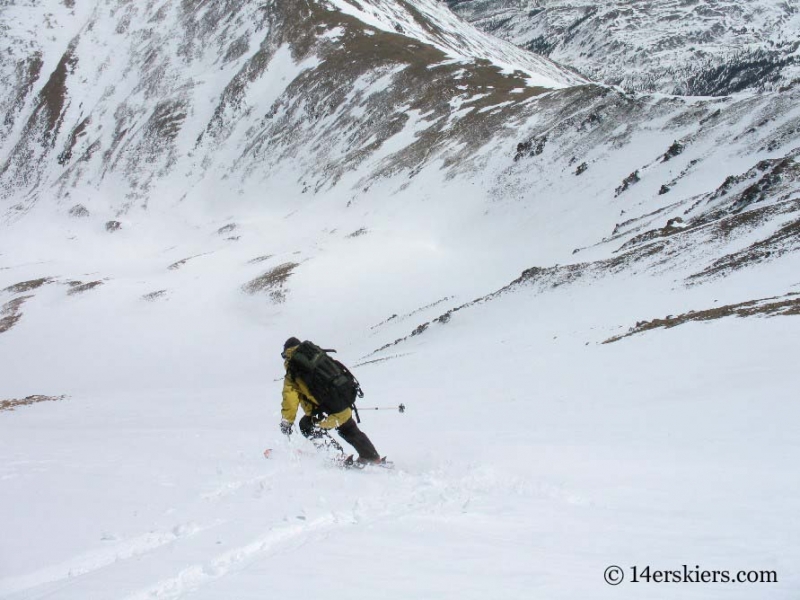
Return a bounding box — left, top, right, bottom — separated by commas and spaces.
287, 341, 363, 416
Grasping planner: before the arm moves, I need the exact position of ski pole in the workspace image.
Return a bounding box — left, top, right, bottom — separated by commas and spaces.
357, 403, 406, 413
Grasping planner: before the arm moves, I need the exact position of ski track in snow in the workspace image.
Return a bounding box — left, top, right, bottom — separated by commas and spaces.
118, 515, 342, 600
0, 522, 211, 597
119, 466, 571, 600
1, 454, 581, 600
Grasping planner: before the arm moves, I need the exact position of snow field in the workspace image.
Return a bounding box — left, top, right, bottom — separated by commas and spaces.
2, 229, 799, 598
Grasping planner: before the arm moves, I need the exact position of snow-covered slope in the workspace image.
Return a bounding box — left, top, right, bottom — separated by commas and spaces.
448, 0, 800, 94
0, 0, 581, 215
1, 1, 800, 599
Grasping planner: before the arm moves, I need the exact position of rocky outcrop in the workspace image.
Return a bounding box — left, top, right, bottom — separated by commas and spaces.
448, 0, 800, 95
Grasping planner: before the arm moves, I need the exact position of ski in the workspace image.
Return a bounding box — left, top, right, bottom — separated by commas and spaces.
264, 449, 393, 470
337, 455, 394, 470
263, 447, 317, 459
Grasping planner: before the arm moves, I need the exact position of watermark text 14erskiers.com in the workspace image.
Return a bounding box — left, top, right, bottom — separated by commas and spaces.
604, 564, 778, 586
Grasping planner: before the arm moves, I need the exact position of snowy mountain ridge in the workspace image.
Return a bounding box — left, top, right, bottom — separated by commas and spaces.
0, 0, 581, 218
1, 0, 798, 289
447, 0, 800, 95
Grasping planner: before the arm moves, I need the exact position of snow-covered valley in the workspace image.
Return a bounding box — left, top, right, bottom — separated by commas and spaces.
1, 0, 799, 598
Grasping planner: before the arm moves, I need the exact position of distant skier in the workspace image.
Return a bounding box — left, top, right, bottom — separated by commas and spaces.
279, 337, 383, 465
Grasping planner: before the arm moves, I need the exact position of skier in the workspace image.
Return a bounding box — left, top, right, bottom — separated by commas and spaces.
279, 337, 383, 465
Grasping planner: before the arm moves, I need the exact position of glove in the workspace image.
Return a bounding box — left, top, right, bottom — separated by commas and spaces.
280, 419, 293, 436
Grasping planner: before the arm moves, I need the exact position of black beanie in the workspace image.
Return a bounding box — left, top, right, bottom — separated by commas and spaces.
283, 337, 301, 351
